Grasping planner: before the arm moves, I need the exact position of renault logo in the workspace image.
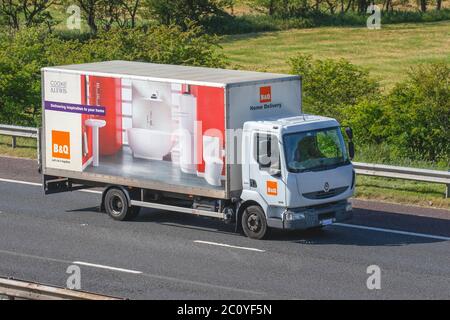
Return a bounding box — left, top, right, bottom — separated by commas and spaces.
323, 182, 330, 192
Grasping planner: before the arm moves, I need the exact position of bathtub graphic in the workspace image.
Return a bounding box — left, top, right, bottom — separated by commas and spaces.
127, 128, 173, 161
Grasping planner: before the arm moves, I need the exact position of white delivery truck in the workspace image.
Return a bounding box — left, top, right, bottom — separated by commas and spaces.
41, 61, 355, 239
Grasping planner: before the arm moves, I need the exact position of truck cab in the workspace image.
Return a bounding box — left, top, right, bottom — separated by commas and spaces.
239, 115, 354, 239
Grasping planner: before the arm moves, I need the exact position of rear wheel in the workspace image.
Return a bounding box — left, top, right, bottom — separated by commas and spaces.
104, 188, 140, 221
241, 205, 269, 240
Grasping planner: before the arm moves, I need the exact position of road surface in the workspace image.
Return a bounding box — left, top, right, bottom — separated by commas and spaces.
0, 157, 449, 299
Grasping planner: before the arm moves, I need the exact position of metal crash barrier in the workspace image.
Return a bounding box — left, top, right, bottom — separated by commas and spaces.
0, 277, 123, 300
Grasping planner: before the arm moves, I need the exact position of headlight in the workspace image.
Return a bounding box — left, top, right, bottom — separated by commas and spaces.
284, 211, 294, 221
284, 211, 305, 221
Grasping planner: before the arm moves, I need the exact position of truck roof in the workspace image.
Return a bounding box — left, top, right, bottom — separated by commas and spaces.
42, 60, 300, 87
245, 115, 339, 132
275, 115, 337, 125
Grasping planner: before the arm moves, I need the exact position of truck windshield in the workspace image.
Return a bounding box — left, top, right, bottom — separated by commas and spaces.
283, 127, 349, 173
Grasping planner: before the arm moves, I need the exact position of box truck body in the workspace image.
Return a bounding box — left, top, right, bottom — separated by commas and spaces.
41, 61, 354, 239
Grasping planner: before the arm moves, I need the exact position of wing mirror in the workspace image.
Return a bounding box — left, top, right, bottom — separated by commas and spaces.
269, 167, 281, 177
345, 127, 355, 160
345, 127, 353, 140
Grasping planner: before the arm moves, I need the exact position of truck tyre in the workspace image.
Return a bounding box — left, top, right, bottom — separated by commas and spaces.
104, 188, 140, 221
241, 205, 268, 240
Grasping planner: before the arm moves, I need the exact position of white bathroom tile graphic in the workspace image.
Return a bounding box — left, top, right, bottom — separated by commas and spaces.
122, 102, 132, 116
122, 88, 132, 101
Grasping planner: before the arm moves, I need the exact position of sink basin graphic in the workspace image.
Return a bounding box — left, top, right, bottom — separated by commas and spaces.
85, 119, 106, 167
127, 128, 173, 160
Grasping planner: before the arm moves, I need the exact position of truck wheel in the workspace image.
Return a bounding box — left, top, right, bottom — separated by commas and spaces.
104, 188, 140, 221
241, 205, 268, 240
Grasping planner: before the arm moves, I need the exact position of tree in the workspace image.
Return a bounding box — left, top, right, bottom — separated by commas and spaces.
0, 0, 55, 30
249, 0, 311, 17
73, 0, 141, 33
419, 0, 427, 12
143, 0, 232, 29
119, 0, 140, 28
74, 0, 102, 32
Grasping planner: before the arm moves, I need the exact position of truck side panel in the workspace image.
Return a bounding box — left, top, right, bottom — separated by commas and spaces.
42, 70, 229, 198
225, 78, 302, 194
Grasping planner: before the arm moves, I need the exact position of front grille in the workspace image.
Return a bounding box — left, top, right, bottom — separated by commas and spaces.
302, 186, 348, 199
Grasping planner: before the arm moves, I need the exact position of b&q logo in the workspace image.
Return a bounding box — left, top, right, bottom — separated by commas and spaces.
52, 130, 70, 159
266, 181, 278, 196
260, 86, 271, 103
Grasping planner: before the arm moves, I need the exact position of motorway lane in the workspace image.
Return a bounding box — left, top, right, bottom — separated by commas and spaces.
0, 157, 449, 299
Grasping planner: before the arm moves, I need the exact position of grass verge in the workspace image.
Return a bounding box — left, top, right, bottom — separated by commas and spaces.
0, 135, 37, 159
356, 176, 449, 210
221, 21, 450, 90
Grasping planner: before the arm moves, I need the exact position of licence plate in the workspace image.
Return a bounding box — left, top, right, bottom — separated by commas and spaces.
320, 218, 334, 226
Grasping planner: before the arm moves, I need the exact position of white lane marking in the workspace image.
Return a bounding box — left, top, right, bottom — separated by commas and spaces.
0, 177, 102, 194
73, 261, 142, 274
194, 240, 265, 252
335, 223, 450, 241
0, 177, 41, 186
79, 189, 102, 194
0, 249, 264, 295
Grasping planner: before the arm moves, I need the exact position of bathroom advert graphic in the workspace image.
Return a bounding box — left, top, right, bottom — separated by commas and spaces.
45, 101, 106, 116
44, 72, 227, 188
52, 130, 71, 160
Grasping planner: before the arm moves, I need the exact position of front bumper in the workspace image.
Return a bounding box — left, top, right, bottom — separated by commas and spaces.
269, 200, 353, 230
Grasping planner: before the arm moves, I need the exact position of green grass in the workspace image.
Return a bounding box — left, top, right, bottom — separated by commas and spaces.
0, 135, 37, 159
221, 21, 450, 90
353, 143, 449, 170
356, 176, 450, 209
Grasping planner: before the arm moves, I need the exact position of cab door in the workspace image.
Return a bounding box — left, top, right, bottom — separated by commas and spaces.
248, 131, 286, 207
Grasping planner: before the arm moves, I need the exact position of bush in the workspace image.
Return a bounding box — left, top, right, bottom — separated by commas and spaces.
289, 54, 379, 121
289, 54, 449, 164
342, 99, 389, 146
0, 25, 227, 126
0, 29, 49, 126
204, 8, 450, 35
89, 23, 227, 67
204, 13, 314, 34
384, 63, 450, 162
354, 143, 449, 170
341, 63, 450, 164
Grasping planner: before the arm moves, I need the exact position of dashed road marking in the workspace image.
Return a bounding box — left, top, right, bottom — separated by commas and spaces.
335, 223, 450, 241
73, 261, 142, 274
194, 240, 265, 252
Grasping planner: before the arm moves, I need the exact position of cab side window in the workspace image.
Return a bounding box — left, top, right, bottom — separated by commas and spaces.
254, 133, 280, 174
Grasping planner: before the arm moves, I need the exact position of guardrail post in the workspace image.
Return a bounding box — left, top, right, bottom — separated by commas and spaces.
446, 170, 450, 199
11, 136, 16, 149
